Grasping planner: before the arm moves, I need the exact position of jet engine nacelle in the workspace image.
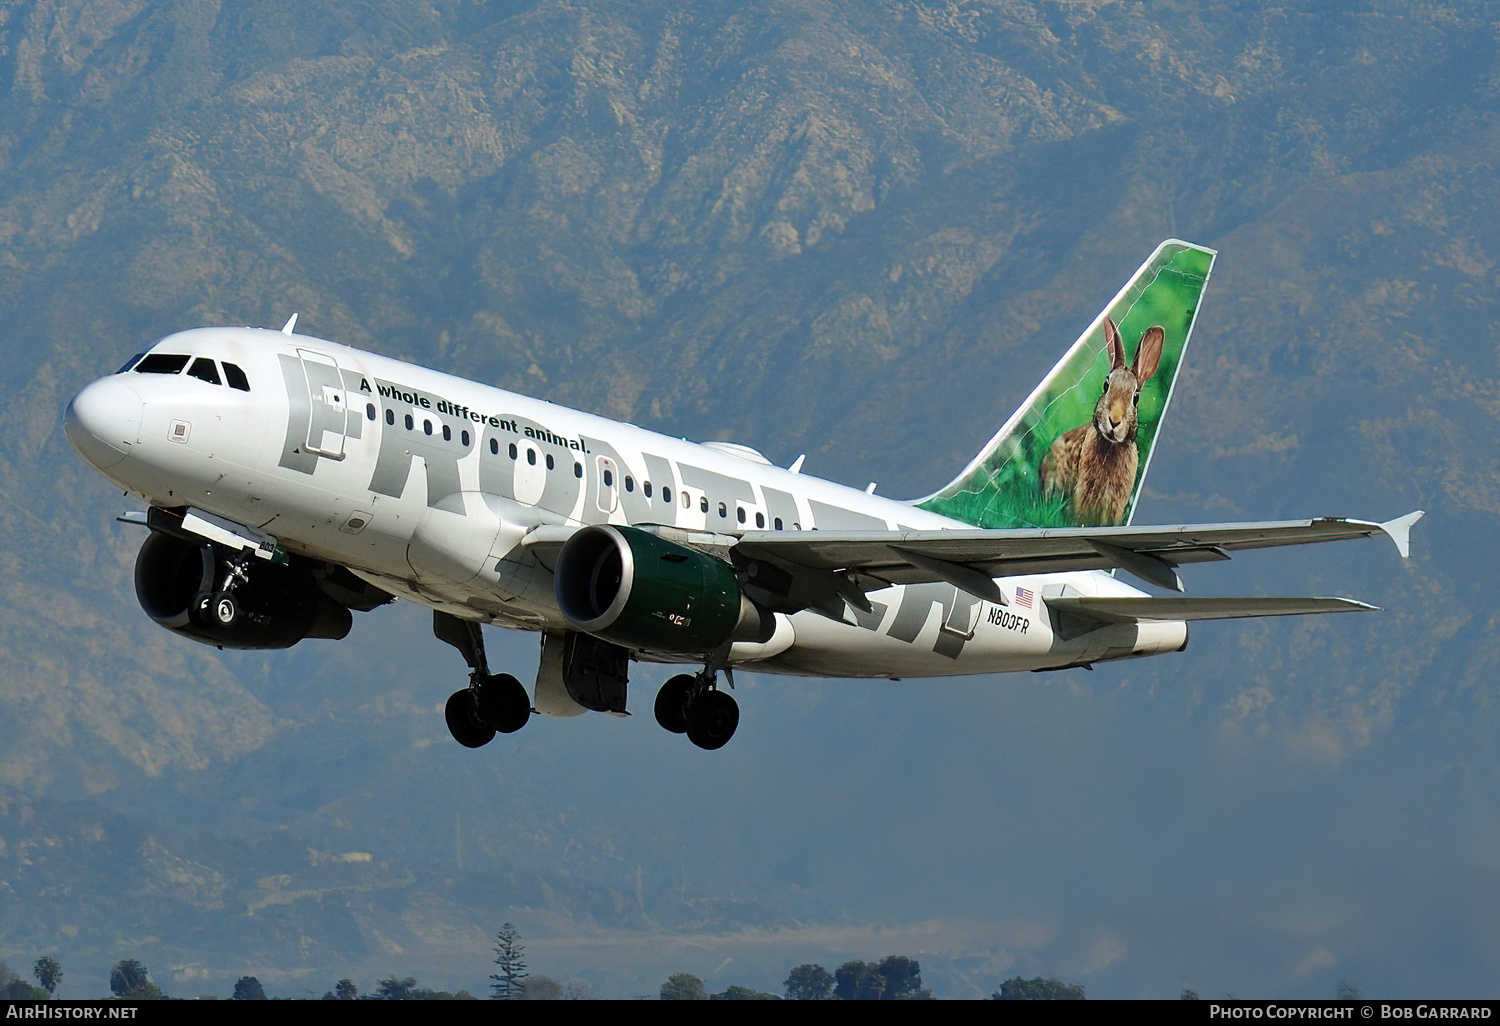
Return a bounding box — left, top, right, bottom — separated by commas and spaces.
554, 525, 768, 654
134, 530, 354, 649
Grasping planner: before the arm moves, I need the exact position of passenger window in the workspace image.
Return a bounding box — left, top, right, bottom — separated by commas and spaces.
642, 481, 650, 498
545, 453, 555, 470
603, 468, 614, 487
508, 443, 517, 460
527, 448, 536, 466
442, 424, 451, 441
662, 486, 672, 505
222, 362, 251, 391
490, 438, 499, 455
405, 414, 414, 430
774, 517, 783, 530
187, 358, 221, 385
135, 354, 190, 375
424, 420, 433, 436
574, 462, 583, 478
756, 512, 765, 528
461, 430, 470, 447
737, 507, 746, 524
700, 497, 709, 513
386, 409, 395, 425
718, 502, 727, 518
682, 491, 691, 510
367, 404, 377, 421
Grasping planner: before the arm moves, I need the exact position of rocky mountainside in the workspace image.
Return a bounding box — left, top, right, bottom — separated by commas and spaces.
0, 0, 1495, 999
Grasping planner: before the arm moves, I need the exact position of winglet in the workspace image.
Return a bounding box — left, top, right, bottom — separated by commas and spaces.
281, 312, 299, 336
1380, 510, 1424, 559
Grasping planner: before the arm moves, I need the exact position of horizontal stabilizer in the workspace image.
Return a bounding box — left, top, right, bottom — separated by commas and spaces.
1047, 596, 1378, 624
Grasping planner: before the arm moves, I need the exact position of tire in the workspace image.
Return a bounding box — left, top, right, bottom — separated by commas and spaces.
685, 690, 739, 751
445, 689, 496, 748
210, 593, 238, 628
477, 673, 531, 734
654, 674, 696, 734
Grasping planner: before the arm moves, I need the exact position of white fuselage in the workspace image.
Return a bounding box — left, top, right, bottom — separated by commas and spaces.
66, 327, 1183, 680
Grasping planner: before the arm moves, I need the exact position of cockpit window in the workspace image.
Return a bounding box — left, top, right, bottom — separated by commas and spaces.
135, 354, 190, 375
116, 353, 146, 374
187, 357, 221, 385
222, 362, 251, 392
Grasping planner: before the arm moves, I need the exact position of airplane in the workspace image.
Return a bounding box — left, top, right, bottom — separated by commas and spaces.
63, 240, 1421, 751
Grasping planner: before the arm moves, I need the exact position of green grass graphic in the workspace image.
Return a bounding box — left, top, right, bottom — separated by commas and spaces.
919, 244, 1213, 529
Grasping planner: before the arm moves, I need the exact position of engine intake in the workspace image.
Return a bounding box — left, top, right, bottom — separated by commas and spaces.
554, 525, 766, 653
134, 530, 353, 649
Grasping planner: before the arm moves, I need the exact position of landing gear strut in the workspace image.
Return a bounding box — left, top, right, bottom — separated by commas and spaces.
655, 668, 739, 750
198, 552, 253, 629
434, 611, 531, 748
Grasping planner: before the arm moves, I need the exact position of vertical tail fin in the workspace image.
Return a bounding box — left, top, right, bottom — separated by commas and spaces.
916, 240, 1216, 528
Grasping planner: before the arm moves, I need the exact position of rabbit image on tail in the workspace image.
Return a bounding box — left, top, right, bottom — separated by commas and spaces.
1039, 316, 1164, 526
918, 241, 1211, 530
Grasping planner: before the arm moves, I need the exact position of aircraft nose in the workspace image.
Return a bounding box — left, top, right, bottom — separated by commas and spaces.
64, 376, 143, 470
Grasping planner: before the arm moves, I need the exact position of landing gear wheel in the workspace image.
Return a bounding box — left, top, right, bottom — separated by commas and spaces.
686, 689, 740, 751
445, 689, 496, 749
210, 593, 238, 628
654, 674, 697, 734
476, 673, 531, 734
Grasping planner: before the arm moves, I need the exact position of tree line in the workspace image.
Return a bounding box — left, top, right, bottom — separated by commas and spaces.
4, 943, 1367, 999
2, 932, 1100, 1000
662, 959, 1095, 1000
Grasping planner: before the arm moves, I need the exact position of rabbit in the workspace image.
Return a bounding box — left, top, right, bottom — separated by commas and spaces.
1039, 316, 1164, 525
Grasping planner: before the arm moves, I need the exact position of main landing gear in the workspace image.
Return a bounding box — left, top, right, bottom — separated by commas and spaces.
434, 611, 531, 749
654, 669, 739, 751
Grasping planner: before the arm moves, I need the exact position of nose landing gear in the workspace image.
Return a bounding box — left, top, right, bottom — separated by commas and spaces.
207, 591, 239, 628
654, 668, 740, 750
196, 553, 254, 630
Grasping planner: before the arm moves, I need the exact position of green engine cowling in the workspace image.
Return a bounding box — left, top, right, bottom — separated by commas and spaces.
554, 525, 765, 654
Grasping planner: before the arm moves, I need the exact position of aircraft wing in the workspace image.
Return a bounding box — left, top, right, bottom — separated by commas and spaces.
729, 512, 1422, 602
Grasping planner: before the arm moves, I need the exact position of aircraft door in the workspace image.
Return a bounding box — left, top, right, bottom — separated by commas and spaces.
296, 349, 350, 460
946, 589, 983, 640
595, 457, 618, 514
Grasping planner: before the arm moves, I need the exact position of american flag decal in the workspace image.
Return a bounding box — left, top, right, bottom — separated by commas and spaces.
1014, 586, 1034, 609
